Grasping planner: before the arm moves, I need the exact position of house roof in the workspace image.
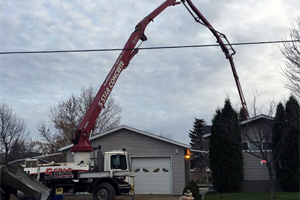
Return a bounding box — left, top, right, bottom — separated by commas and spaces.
59, 125, 190, 151
240, 114, 274, 125
199, 116, 274, 139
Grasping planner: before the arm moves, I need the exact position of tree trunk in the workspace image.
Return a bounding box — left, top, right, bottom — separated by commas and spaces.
267, 163, 275, 198
270, 177, 275, 198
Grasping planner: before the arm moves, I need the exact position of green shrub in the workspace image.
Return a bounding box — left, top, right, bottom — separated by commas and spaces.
182, 180, 200, 200
188, 180, 199, 197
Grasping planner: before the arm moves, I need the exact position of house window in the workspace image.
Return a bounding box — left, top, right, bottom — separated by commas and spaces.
263, 142, 272, 150
242, 142, 249, 150
249, 141, 261, 150
143, 168, 149, 172
162, 168, 169, 172
134, 168, 140, 173
153, 168, 160, 173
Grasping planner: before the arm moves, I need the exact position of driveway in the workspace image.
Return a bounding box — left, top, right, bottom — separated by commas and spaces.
64, 194, 181, 200
10, 194, 181, 200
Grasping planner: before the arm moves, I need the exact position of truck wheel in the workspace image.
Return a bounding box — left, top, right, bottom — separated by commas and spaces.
93, 182, 115, 200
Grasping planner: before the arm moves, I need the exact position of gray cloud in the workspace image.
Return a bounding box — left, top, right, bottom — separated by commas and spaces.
1, 0, 297, 144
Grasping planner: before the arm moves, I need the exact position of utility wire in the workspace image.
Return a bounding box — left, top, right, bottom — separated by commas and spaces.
0, 40, 299, 55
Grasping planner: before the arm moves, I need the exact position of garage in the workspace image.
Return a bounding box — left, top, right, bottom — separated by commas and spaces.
61, 125, 190, 195
131, 157, 171, 194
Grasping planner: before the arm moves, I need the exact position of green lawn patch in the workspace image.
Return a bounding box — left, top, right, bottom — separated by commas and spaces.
204, 192, 299, 200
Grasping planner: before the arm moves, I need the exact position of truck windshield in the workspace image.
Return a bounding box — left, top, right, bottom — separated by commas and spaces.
111, 154, 127, 170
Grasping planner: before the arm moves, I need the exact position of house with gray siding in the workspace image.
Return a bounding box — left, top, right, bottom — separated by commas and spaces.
59, 125, 191, 195
199, 116, 284, 192
240, 115, 284, 192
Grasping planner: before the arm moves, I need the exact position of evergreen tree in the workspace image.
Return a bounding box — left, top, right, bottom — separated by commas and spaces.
189, 118, 207, 171
209, 109, 224, 190
272, 102, 285, 182
274, 96, 300, 191
189, 118, 206, 150
209, 99, 243, 193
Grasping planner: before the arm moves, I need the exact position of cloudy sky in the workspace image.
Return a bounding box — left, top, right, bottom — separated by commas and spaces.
0, 0, 298, 145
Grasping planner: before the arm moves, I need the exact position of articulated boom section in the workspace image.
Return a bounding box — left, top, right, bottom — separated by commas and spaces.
71, 0, 249, 153
183, 0, 249, 117
71, 0, 181, 153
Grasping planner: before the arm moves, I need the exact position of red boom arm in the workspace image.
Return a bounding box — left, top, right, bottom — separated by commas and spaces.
71, 0, 248, 152
71, 0, 180, 152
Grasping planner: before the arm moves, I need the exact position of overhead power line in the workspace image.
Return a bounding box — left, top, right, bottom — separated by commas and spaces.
0, 40, 299, 55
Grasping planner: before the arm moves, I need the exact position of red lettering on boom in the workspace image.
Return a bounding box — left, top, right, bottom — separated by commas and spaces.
98, 61, 124, 109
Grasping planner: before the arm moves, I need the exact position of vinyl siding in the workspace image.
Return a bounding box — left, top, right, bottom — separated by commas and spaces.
66, 150, 73, 163
243, 152, 276, 181
240, 118, 273, 143
241, 118, 275, 181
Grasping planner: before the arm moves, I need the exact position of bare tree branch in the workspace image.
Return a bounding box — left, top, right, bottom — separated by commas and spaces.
281, 16, 300, 98
0, 103, 29, 162
37, 85, 122, 154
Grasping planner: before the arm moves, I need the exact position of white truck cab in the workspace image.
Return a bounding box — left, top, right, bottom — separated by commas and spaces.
22, 149, 133, 200
104, 150, 129, 172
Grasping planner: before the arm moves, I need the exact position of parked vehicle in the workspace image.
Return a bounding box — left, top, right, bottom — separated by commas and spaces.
1, 1, 247, 199
22, 149, 133, 200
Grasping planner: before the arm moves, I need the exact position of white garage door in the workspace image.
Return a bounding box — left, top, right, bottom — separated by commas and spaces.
131, 157, 171, 194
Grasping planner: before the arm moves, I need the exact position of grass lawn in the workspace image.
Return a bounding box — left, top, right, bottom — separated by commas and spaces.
204, 192, 299, 200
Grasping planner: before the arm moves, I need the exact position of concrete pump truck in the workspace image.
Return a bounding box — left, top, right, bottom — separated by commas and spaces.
1, 1, 248, 200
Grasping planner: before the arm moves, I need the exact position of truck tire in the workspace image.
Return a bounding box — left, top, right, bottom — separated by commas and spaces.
93, 182, 115, 200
